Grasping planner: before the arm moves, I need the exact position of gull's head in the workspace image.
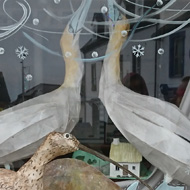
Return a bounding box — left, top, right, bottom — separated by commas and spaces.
46, 132, 80, 155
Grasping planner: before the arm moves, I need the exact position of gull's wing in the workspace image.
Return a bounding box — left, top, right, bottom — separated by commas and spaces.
116, 85, 190, 141
0, 102, 69, 164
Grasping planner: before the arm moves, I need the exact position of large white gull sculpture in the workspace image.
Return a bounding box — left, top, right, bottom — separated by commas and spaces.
99, 17, 190, 186
0, 0, 92, 165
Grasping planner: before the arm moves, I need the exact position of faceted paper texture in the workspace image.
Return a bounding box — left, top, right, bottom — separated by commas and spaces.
0, 0, 92, 164
99, 18, 190, 186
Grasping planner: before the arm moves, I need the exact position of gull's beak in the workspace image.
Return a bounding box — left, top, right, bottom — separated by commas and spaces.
78, 144, 153, 190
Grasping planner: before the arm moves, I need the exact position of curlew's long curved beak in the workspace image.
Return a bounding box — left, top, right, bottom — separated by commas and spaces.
78, 144, 153, 190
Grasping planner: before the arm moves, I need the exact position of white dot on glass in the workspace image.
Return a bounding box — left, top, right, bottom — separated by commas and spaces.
68, 28, 73, 33
101, 6, 108, 14
33, 18, 39, 25
65, 52, 72, 58
25, 74, 33, 81
92, 51, 98, 58
0, 47, 5, 55
54, 0, 61, 4
121, 30, 128, 37
158, 48, 164, 55
156, 0, 163, 6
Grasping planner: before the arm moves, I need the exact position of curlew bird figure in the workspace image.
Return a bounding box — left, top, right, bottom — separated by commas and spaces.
0, 132, 80, 190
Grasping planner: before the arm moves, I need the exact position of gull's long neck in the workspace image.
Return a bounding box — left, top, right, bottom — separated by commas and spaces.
102, 42, 123, 86
100, 20, 129, 87
59, 0, 91, 89
60, 29, 83, 89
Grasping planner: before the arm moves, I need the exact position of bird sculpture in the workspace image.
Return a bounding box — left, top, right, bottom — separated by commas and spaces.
0, 132, 152, 190
0, 24, 82, 164
99, 17, 190, 186
0, 0, 92, 165
0, 132, 80, 190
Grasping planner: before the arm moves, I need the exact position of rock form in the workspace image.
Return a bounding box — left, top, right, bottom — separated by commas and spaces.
43, 158, 121, 190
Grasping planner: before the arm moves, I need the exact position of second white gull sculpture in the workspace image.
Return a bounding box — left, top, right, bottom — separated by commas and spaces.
99, 17, 190, 186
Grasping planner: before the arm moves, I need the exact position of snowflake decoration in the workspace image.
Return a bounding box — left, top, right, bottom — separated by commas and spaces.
132, 44, 145, 58
15, 46, 29, 60
185, 167, 190, 175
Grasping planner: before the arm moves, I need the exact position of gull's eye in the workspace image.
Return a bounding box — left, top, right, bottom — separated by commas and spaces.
64, 133, 70, 139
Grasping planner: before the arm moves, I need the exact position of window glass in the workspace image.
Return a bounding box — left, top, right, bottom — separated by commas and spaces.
0, 1, 190, 182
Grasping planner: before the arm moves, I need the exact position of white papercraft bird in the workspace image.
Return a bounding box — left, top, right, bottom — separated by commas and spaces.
99, 17, 190, 186
0, 0, 92, 165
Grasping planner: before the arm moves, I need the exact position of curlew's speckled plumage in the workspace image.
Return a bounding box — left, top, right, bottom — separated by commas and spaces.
0, 132, 79, 190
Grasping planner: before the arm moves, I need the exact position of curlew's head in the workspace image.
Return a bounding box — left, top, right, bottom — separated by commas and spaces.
44, 132, 80, 157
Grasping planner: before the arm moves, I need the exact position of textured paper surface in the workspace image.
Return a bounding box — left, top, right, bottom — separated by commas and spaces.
99, 18, 190, 186
0, 0, 92, 163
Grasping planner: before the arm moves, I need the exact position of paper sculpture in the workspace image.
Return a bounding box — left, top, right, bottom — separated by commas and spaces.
99, 17, 190, 186
0, 0, 92, 164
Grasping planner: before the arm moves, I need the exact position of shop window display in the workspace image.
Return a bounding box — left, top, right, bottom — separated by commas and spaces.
0, 0, 190, 189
